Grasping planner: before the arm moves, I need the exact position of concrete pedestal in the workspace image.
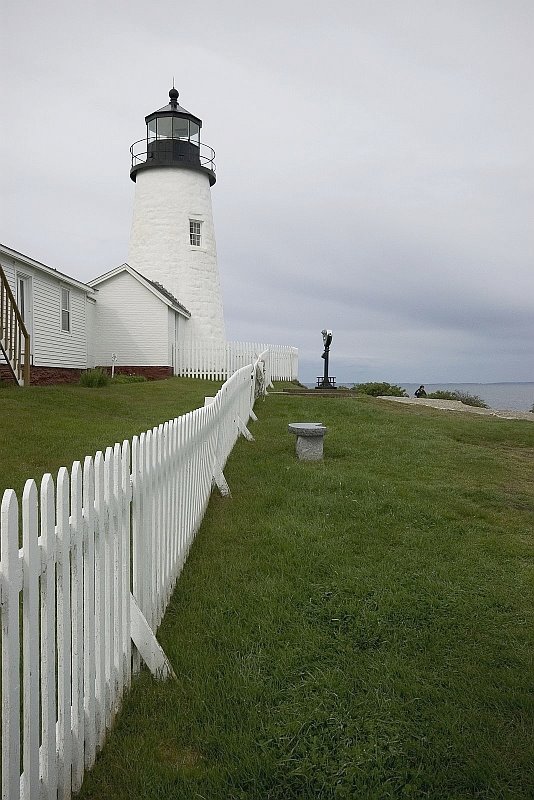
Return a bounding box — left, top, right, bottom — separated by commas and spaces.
288, 422, 327, 461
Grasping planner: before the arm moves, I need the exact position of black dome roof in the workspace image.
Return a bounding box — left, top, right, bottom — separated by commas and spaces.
144, 87, 202, 127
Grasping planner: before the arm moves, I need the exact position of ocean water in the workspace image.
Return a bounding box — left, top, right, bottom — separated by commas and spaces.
304, 382, 534, 411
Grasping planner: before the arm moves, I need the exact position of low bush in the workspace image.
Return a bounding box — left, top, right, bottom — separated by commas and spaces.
111, 374, 148, 384
353, 381, 408, 397
79, 368, 109, 388
427, 390, 488, 408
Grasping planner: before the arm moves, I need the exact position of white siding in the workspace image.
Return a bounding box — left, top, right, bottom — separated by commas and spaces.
174, 313, 186, 374
0, 254, 90, 369
167, 308, 188, 367
0, 257, 16, 289
86, 296, 97, 368
92, 271, 170, 366
32, 275, 88, 367
167, 308, 174, 367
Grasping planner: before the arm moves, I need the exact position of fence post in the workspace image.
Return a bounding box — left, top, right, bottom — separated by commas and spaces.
112, 442, 123, 720
22, 480, 40, 799
82, 457, 97, 770
93, 451, 106, 751
57, 467, 73, 799
1, 490, 21, 800
71, 461, 85, 792
121, 439, 132, 691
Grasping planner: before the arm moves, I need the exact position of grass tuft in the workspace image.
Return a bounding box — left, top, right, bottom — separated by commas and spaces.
353, 381, 408, 397
427, 389, 488, 408
110, 373, 148, 383
79, 367, 110, 387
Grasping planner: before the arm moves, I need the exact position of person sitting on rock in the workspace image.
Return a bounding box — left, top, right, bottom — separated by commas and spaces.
415, 385, 427, 398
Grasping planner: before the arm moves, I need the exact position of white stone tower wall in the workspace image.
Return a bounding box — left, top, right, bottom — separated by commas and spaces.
128, 166, 225, 343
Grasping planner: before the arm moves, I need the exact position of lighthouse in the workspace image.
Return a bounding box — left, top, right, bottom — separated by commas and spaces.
128, 87, 225, 344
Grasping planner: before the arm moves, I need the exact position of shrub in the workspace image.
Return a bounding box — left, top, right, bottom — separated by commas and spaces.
111, 374, 147, 384
427, 390, 488, 408
353, 382, 408, 397
79, 368, 109, 388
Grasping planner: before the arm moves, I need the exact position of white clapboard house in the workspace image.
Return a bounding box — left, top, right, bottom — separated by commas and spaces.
0, 246, 194, 385
88, 264, 191, 380
0, 243, 97, 385
0, 87, 298, 386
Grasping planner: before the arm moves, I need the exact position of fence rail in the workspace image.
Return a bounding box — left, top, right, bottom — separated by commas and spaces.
175, 340, 298, 383
0, 355, 266, 799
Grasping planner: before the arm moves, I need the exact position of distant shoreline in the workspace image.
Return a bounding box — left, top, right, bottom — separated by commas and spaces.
377, 395, 534, 421
303, 382, 534, 412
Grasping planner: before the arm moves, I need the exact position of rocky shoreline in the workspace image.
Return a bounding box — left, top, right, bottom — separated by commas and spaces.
377, 396, 534, 421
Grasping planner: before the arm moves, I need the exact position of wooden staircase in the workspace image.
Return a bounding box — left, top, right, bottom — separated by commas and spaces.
0, 264, 30, 386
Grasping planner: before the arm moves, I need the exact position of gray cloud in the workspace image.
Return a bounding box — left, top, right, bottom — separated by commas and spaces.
1, 0, 533, 382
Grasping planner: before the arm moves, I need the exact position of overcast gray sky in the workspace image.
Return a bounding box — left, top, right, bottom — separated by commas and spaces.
1, 0, 532, 383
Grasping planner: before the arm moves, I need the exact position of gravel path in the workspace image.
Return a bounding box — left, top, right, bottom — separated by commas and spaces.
377, 396, 534, 421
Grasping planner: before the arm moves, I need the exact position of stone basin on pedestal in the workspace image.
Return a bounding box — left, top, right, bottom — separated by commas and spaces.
288, 422, 327, 461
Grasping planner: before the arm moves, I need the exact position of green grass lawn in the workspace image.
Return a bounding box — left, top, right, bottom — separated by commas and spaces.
0, 377, 222, 498
71, 390, 534, 799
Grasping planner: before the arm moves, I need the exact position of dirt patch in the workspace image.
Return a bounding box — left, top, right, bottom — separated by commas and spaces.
158, 742, 205, 770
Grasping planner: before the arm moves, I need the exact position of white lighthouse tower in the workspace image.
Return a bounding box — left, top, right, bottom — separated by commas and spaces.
128, 87, 225, 344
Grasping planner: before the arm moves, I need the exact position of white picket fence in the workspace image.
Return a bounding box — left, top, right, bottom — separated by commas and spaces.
175, 340, 298, 383
0, 355, 266, 800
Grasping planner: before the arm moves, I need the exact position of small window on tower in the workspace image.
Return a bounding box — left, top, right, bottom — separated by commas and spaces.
190, 219, 202, 247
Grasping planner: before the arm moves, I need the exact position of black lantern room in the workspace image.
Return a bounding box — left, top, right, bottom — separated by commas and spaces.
130, 87, 216, 185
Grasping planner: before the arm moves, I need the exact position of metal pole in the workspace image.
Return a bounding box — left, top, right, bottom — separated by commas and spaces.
323, 347, 329, 386
320, 329, 332, 388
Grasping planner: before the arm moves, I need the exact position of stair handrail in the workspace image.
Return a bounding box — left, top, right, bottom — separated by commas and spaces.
0, 263, 31, 385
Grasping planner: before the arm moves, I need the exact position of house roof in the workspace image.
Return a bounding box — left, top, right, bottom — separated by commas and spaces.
0, 243, 96, 294
88, 264, 191, 318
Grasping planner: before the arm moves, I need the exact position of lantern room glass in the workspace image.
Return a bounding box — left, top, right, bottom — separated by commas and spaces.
157, 117, 173, 139
189, 121, 200, 145
172, 117, 188, 139
147, 117, 200, 144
